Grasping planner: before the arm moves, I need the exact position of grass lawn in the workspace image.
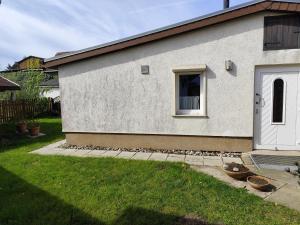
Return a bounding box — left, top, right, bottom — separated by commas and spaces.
0, 118, 300, 225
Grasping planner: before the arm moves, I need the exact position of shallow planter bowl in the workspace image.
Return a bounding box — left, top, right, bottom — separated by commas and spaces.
247, 175, 271, 191
223, 163, 250, 180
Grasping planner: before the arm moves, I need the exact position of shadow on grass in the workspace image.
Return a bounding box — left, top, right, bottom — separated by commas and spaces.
0, 166, 104, 225
0, 166, 222, 225
0, 117, 64, 153
112, 207, 222, 225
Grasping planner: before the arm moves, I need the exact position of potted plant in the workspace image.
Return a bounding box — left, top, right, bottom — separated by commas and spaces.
27, 118, 40, 136
15, 114, 28, 134
27, 98, 46, 137
16, 120, 27, 134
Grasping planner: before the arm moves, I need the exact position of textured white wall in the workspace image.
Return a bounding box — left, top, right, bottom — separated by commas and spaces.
59, 12, 300, 137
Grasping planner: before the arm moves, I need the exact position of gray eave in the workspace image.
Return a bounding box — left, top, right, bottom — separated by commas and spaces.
45, 0, 295, 62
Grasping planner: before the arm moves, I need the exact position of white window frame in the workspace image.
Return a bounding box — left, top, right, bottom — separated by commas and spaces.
173, 68, 207, 117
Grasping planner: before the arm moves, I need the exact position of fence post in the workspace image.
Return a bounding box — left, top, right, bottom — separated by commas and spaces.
49, 98, 52, 114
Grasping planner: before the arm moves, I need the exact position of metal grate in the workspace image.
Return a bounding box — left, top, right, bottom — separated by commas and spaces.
251, 154, 300, 171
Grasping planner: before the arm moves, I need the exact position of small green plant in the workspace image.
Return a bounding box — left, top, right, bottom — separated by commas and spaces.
27, 117, 39, 128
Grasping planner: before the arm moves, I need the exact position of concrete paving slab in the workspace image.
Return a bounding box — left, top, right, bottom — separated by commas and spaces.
167, 154, 185, 162
116, 151, 136, 159
86, 150, 107, 157
191, 166, 275, 199
203, 156, 221, 160
192, 166, 247, 188
43, 140, 66, 149
30, 148, 46, 154
31, 140, 66, 155
33, 148, 65, 155
55, 139, 67, 146
222, 157, 243, 164
72, 150, 92, 157
101, 150, 121, 157
241, 154, 254, 165
203, 159, 222, 167
149, 153, 168, 161
132, 152, 152, 160
255, 168, 300, 187
56, 149, 77, 156
266, 184, 300, 211
185, 155, 203, 166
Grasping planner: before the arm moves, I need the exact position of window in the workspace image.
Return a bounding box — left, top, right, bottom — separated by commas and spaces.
179, 75, 200, 110
173, 67, 206, 116
264, 14, 300, 51
272, 78, 285, 124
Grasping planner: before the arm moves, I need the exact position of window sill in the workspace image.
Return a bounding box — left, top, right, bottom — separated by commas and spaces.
172, 114, 208, 118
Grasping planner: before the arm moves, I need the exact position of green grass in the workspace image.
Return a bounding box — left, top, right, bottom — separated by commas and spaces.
0, 118, 299, 225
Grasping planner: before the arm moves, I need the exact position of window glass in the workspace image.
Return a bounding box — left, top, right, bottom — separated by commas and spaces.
272, 78, 284, 123
179, 75, 200, 110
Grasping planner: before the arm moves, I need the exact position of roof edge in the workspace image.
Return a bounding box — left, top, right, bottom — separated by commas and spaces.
45, 0, 300, 68
45, 0, 266, 64
0, 75, 21, 87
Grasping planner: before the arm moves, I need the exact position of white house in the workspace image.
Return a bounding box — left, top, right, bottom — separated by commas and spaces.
45, 0, 300, 152
40, 76, 60, 100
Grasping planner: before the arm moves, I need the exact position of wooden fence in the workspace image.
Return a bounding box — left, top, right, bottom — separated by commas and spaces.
0, 99, 52, 124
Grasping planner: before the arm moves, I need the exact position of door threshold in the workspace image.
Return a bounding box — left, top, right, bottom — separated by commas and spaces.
252, 149, 300, 157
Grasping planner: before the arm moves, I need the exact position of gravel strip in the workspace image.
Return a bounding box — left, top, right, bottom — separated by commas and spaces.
59, 144, 241, 158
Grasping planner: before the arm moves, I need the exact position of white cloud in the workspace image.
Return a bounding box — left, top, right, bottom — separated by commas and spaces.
0, 0, 249, 70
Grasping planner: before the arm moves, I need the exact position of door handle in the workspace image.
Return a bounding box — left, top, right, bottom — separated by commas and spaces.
255, 93, 262, 105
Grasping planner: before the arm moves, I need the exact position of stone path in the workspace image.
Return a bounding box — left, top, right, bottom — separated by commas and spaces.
31, 140, 300, 211
31, 140, 243, 166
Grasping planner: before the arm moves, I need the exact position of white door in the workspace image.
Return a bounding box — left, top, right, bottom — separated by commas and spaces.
254, 67, 300, 150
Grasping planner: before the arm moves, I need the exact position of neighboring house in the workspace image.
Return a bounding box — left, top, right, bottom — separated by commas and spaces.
45, 0, 300, 153
17, 56, 44, 71
2, 56, 60, 100
0, 76, 20, 92
0, 76, 20, 100
5, 55, 59, 78
40, 74, 60, 100
6, 56, 44, 71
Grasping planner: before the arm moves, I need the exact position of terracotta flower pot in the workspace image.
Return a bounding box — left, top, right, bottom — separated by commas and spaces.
247, 176, 271, 191
223, 163, 250, 180
29, 125, 40, 137
16, 122, 27, 134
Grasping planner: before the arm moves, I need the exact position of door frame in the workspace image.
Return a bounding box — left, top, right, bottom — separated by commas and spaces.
254, 66, 300, 150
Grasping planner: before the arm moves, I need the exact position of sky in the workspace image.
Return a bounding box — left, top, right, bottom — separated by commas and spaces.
0, 0, 250, 70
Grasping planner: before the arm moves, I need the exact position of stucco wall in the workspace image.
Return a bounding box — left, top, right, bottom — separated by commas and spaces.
59, 12, 300, 137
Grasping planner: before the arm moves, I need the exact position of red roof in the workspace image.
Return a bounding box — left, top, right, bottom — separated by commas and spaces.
0, 76, 21, 92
